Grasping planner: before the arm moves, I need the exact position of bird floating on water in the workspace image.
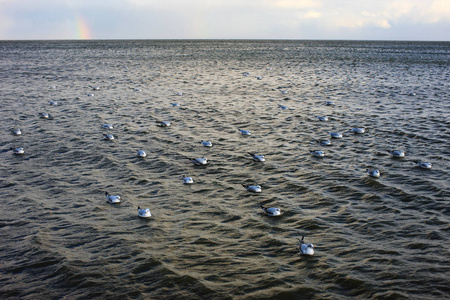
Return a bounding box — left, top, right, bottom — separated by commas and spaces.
12, 129, 22, 136
414, 161, 432, 169
182, 175, 194, 184
316, 116, 328, 121
48, 101, 58, 106
201, 141, 213, 147
330, 132, 343, 139
316, 140, 332, 146
175, 92, 183, 96
366, 169, 380, 178
137, 206, 152, 218
190, 157, 208, 165
11, 147, 24, 155
324, 101, 334, 106
102, 124, 113, 129
242, 184, 262, 193
261, 205, 282, 216
279, 105, 289, 110
39, 112, 49, 119
387, 150, 405, 158
171, 103, 180, 107
137, 150, 147, 158
238, 128, 251, 135
310, 150, 325, 157
299, 236, 315, 255
87, 93, 95, 97
248, 152, 265, 162
92, 86, 100, 91
352, 128, 365, 134
105, 191, 121, 204
157, 121, 171, 127
103, 134, 114, 141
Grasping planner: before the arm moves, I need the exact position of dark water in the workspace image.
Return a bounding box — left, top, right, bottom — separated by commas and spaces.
0, 40, 449, 299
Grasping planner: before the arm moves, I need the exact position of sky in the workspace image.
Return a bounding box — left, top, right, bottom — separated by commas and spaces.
0, 0, 449, 41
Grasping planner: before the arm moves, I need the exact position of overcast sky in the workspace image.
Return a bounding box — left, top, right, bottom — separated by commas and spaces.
0, 0, 449, 40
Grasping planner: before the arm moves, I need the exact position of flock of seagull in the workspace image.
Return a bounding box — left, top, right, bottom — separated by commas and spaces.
9, 77, 433, 256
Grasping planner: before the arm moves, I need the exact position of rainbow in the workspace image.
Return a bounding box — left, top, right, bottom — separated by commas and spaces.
76, 16, 92, 39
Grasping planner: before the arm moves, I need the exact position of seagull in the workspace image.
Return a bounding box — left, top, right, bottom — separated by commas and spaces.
137, 206, 152, 218
189, 157, 208, 165
238, 128, 251, 135
316, 116, 328, 121
248, 152, 265, 162
261, 205, 282, 216
48, 101, 58, 106
134, 88, 141, 92
366, 169, 380, 178
102, 124, 113, 129
87, 93, 95, 97
299, 236, 315, 255
182, 175, 194, 184
11, 147, 24, 155
39, 112, 49, 119
352, 128, 365, 134
279, 105, 289, 110
157, 121, 171, 127
137, 150, 147, 158
316, 140, 332, 146
105, 191, 121, 204
175, 92, 183, 96
414, 161, 432, 169
12, 129, 22, 136
201, 141, 213, 147
324, 101, 334, 106
280, 90, 288, 94
92, 86, 100, 90
255, 76, 262, 80
387, 150, 405, 158
171, 103, 181, 107
310, 150, 325, 157
243, 72, 250, 76
330, 132, 343, 139
103, 134, 114, 140
242, 184, 262, 193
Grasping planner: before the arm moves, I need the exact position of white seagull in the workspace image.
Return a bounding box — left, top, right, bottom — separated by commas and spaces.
11, 147, 24, 155
190, 157, 208, 165
103, 134, 114, 140
248, 152, 265, 162
102, 124, 113, 129
316, 116, 328, 121
324, 101, 334, 106
137, 206, 152, 218
105, 191, 121, 204
414, 161, 432, 169
182, 175, 194, 184
316, 140, 332, 146
137, 150, 147, 158
48, 101, 58, 106
310, 150, 325, 157
366, 169, 380, 178
330, 132, 343, 139
157, 121, 171, 127
352, 128, 365, 134
261, 205, 282, 216
12, 129, 22, 136
39, 112, 49, 119
299, 236, 315, 255
238, 128, 251, 135
387, 150, 405, 158
201, 141, 213, 147
242, 184, 262, 193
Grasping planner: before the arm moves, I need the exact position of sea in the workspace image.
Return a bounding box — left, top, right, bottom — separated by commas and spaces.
0, 40, 449, 300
